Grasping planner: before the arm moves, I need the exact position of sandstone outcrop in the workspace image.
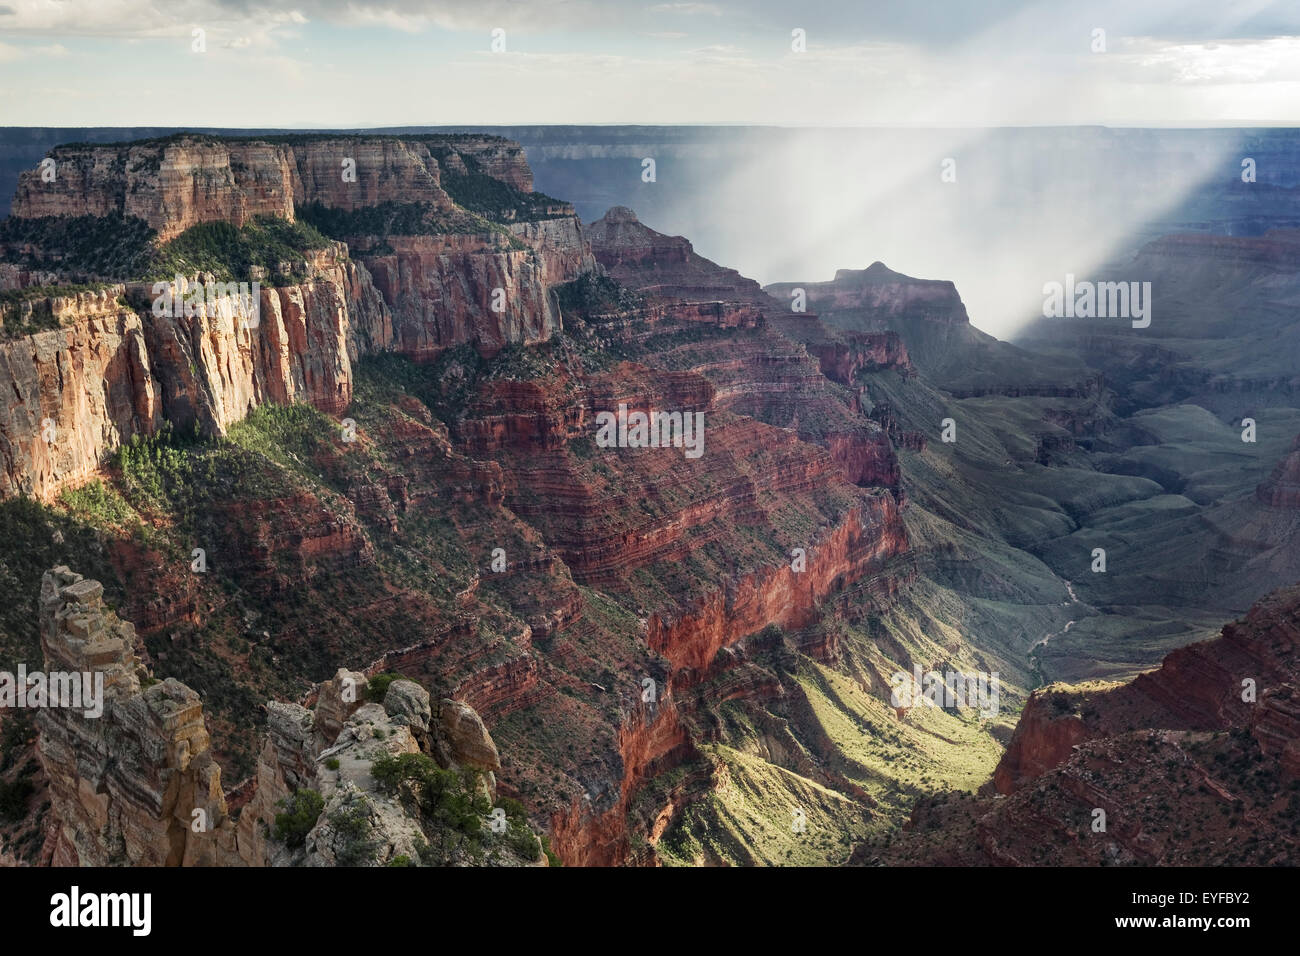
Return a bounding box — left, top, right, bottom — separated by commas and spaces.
11, 135, 537, 240
36, 566, 232, 866
13, 139, 296, 241
587, 206, 772, 311
33, 568, 537, 867
0, 244, 390, 501
0, 133, 595, 501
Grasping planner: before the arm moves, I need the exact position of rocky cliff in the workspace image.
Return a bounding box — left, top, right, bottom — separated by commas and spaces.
587, 206, 772, 310
0, 133, 594, 501
766, 262, 971, 328
2, 147, 1024, 871
360, 234, 560, 359
12, 139, 296, 242
10, 134, 538, 240
36, 566, 233, 866
878, 584, 1300, 865
34, 566, 540, 867
0, 243, 390, 501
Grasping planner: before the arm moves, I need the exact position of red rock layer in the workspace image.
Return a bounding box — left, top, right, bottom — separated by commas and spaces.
878, 585, 1300, 866
361, 232, 588, 358
12, 135, 534, 240
586, 206, 773, 307
548, 703, 695, 867
996, 582, 1300, 793
648, 499, 904, 675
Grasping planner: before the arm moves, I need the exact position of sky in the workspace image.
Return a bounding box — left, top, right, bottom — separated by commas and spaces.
1, 0, 1300, 127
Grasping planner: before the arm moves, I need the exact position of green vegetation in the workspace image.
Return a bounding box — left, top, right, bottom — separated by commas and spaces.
0, 213, 156, 277
0, 213, 328, 284
370, 752, 504, 861
1, 283, 128, 342
354, 347, 483, 426
272, 788, 325, 849
59, 479, 139, 532
556, 272, 645, 317
145, 217, 329, 283
0, 306, 62, 339
439, 171, 568, 222
297, 201, 441, 238
371, 753, 487, 830
539, 834, 562, 867
326, 795, 379, 865
296, 200, 526, 250
365, 672, 408, 704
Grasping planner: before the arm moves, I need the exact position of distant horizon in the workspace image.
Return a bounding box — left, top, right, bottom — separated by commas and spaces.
6, 122, 1300, 132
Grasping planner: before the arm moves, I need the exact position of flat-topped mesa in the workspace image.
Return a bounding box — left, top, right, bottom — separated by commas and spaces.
766, 261, 971, 327
14, 138, 297, 241
586, 205, 772, 315
10, 133, 536, 240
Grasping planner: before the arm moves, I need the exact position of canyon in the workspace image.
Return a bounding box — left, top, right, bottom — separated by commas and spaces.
0, 128, 1295, 867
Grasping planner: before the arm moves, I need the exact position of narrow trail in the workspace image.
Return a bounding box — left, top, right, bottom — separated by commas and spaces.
1029, 579, 1081, 686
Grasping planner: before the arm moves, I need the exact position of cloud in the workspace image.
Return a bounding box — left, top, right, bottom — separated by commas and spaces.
647, 2, 722, 14
1124, 35, 1300, 85
0, 40, 68, 60
0, 0, 1298, 126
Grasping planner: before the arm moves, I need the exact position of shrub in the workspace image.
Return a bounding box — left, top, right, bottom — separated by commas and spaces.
366, 672, 406, 704
0, 213, 156, 277
272, 788, 325, 849
145, 217, 329, 283
540, 834, 562, 867
370, 753, 490, 836
556, 273, 644, 317
438, 171, 568, 222
328, 799, 378, 866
